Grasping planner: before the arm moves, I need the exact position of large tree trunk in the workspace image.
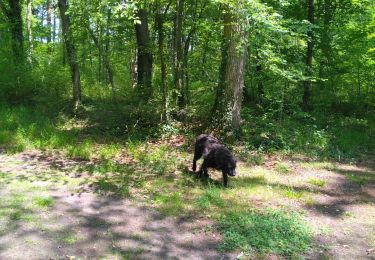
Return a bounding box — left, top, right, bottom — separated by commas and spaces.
303, 0, 314, 111
174, 0, 185, 109
135, 8, 153, 98
58, 0, 82, 108
212, 5, 247, 136
0, 0, 24, 62
26, 0, 33, 64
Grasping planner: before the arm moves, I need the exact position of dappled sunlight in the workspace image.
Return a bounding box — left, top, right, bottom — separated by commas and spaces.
0, 167, 234, 259
1, 140, 374, 258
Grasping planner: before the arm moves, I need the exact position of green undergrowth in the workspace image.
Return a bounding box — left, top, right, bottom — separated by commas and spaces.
0, 104, 157, 161
241, 108, 375, 161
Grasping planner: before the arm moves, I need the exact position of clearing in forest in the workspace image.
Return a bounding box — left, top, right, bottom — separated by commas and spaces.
0, 143, 374, 259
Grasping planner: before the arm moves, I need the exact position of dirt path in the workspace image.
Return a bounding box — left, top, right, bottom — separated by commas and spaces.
299, 162, 375, 259
0, 151, 234, 259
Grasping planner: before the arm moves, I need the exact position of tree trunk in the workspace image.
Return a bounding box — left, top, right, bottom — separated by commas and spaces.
135, 8, 153, 98
58, 0, 82, 108
156, 1, 169, 122
256, 52, 264, 103
303, 0, 314, 111
53, 1, 57, 42
319, 0, 335, 97
174, 0, 185, 109
1, 0, 24, 62
87, 25, 116, 100
212, 4, 247, 136
47, 0, 52, 54
26, 0, 33, 64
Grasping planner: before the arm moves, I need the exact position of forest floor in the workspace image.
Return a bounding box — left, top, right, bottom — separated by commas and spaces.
0, 143, 374, 259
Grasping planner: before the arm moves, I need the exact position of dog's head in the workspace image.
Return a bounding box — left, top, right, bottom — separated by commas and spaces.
225, 156, 237, 177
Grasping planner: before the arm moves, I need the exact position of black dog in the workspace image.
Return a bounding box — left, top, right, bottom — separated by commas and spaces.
192, 134, 237, 187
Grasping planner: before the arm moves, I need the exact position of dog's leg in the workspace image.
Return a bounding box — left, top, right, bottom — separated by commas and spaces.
223, 172, 228, 187
192, 146, 202, 172
201, 160, 209, 178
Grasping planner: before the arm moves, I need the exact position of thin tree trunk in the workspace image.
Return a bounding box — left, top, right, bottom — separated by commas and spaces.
26, 0, 33, 64
53, 1, 57, 42
135, 8, 153, 98
303, 0, 314, 111
319, 0, 335, 100
87, 26, 116, 100
156, 1, 170, 122
47, 0, 52, 54
175, 0, 185, 109
182, 0, 207, 106
58, 0, 82, 108
256, 52, 264, 103
357, 63, 361, 97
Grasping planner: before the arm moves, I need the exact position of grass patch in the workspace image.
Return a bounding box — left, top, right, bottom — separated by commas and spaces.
274, 162, 290, 174
154, 192, 184, 216
301, 161, 336, 170
0, 194, 36, 223
196, 188, 224, 210
60, 230, 80, 245
99, 144, 121, 160
66, 140, 93, 160
218, 209, 312, 256
33, 196, 55, 208
346, 173, 370, 186
303, 196, 316, 206
111, 247, 145, 259
307, 178, 327, 187
246, 153, 265, 166
284, 187, 304, 199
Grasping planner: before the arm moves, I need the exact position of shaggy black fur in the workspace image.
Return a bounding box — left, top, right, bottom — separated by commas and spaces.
192, 134, 237, 187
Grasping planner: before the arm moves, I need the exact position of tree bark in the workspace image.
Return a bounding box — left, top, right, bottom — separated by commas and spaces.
183, 0, 207, 106
87, 25, 116, 100
156, 1, 170, 122
26, 0, 33, 64
47, 0, 52, 54
135, 8, 153, 98
174, 0, 185, 109
303, 0, 314, 111
212, 4, 247, 136
53, 1, 57, 42
0, 0, 24, 62
58, 0, 82, 108
256, 53, 264, 103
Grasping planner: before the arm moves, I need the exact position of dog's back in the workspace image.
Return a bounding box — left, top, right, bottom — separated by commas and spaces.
195, 134, 219, 152
192, 134, 219, 171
